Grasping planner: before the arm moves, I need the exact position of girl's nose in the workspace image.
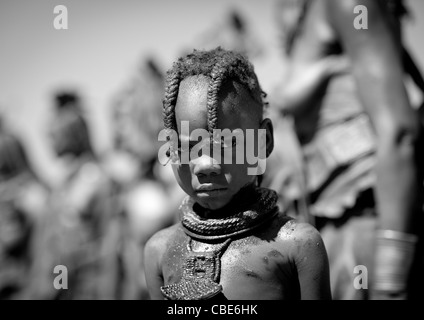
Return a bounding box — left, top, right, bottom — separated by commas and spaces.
192, 154, 221, 178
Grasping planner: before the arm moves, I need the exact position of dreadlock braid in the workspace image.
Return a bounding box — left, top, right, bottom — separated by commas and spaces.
162, 47, 266, 138
207, 62, 226, 133
163, 68, 181, 132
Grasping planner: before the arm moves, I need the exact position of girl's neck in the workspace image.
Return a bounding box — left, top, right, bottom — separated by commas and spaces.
194, 183, 257, 219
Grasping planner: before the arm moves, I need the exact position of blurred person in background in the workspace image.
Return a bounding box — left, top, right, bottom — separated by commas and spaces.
107, 58, 184, 299
0, 114, 49, 299
266, 0, 424, 299
30, 91, 122, 299
193, 9, 264, 60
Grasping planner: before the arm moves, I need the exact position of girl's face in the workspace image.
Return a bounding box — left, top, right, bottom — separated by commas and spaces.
171, 75, 272, 212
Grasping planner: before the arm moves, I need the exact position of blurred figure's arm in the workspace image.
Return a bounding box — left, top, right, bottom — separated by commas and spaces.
326, 0, 422, 298
276, 54, 349, 117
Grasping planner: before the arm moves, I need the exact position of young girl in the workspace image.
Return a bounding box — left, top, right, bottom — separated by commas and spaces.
144, 47, 331, 300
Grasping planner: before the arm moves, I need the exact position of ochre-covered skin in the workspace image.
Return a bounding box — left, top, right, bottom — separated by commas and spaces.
145, 212, 331, 300
145, 52, 331, 300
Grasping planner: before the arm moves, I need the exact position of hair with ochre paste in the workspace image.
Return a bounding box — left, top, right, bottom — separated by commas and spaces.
162, 47, 267, 134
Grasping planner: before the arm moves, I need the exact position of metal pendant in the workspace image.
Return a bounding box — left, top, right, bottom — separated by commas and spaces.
161, 238, 231, 300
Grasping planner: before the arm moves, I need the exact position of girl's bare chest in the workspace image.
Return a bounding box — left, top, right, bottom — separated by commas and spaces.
162, 238, 297, 299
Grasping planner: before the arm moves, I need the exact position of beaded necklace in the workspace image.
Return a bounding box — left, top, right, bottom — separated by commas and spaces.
181, 187, 279, 241
160, 187, 279, 300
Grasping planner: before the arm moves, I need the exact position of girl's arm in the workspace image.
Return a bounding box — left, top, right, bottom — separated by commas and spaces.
294, 223, 332, 300
143, 232, 167, 300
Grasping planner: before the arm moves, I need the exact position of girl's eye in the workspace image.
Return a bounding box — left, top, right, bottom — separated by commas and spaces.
221, 137, 238, 148
177, 147, 190, 154
176, 141, 191, 153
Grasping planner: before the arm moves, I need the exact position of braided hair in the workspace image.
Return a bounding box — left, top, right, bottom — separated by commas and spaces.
163, 47, 267, 135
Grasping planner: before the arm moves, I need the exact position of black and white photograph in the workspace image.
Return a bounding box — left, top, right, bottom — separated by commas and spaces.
1, 0, 423, 307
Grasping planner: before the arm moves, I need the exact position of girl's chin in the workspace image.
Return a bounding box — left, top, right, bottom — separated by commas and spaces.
196, 197, 231, 211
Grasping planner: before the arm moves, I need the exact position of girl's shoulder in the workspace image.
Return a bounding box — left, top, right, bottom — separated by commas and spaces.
144, 222, 183, 254
260, 213, 324, 251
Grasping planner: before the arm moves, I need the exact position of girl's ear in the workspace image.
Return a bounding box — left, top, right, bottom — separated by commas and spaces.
259, 118, 274, 158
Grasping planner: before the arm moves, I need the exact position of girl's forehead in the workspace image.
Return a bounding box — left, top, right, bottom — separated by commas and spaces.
175, 75, 261, 130
175, 77, 209, 130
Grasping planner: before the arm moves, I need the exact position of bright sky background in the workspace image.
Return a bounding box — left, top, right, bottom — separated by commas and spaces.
1, 0, 423, 185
